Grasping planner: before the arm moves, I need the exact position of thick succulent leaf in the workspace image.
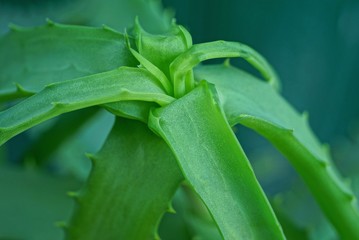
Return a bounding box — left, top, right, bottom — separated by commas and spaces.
134, 19, 192, 80
0, 67, 174, 146
0, 167, 81, 240
67, 118, 183, 240
149, 81, 285, 239
194, 64, 359, 239
104, 101, 157, 123
170, 41, 280, 98
0, 21, 137, 101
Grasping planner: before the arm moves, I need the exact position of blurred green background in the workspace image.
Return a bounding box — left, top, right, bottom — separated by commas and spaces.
0, 0, 358, 239
163, 0, 359, 143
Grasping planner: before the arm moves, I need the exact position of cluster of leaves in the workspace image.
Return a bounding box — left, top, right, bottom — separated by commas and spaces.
1, 1, 358, 239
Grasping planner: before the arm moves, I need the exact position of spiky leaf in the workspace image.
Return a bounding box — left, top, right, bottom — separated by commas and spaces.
149, 81, 285, 239
67, 118, 183, 240
194, 63, 359, 239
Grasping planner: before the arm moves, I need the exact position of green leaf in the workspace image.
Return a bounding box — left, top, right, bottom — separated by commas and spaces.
194, 63, 359, 239
0, 21, 137, 101
170, 41, 280, 98
0, 67, 174, 146
67, 118, 183, 240
133, 18, 192, 81
104, 101, 157, 123
149, 81, 285, 239
128, 47, 173, 94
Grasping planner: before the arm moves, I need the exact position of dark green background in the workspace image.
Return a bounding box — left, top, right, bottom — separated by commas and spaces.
162, 0, 359, 143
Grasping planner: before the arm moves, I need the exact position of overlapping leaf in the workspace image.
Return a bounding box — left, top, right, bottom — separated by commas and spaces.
67, 118, 183, 240
194, 63, 359, 239
0, 67, 174, 146
0, 22, 137, 101
149, 82, 285, 239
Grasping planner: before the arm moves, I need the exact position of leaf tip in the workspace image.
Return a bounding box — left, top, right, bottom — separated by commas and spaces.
55, 221, 68, 230
8, 23, 22, 32
178, 24, 193, 48
321, 143, 331, 158
223, 58, 231, 67
46, 18, 55, 27
167, 203, 176, 214
14, 82, 33, 96
102, 24, 116, 33
301, 111, 309, 121
67, 191, 81, 201
85, 152, 97, 165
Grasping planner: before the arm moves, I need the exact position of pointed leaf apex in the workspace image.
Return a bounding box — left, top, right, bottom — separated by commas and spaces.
170, 18, 177, 25
346, 193, 356, 202
46, 18, 55, 26
321, 143, 331, 158
134, 16, 143, 31
14, 82, 33, 95
67, 191, 80, 199
133, 17, 143, 52
167, 203, 176, 214
55, 221, 68, 229
178, 25, 192, 48
302, 111, 309, 121
224, 58, 231, 67
8, 23, 22, 31
285, 128, 294, 134
102, 24, 117, 34
85, 152, 97, 165
124, 29, 131, 49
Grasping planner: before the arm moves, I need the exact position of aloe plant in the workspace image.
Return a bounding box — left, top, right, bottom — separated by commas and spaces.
1, 15, 358, 240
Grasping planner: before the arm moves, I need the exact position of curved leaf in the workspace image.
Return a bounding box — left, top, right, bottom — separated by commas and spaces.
134, 18, 192, 81
194, 63, 359, 239
0, 67, 174, 146
170, 41, 280, 98
0, 21, 137, 101
149, 81, 285, 239
67, 118, 183, 240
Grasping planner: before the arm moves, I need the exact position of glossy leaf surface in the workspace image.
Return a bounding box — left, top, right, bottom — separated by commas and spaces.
0, 67, 174, 146
149, 82, 285, 239
0, 22, 137, 101
194, 64, 359, 239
